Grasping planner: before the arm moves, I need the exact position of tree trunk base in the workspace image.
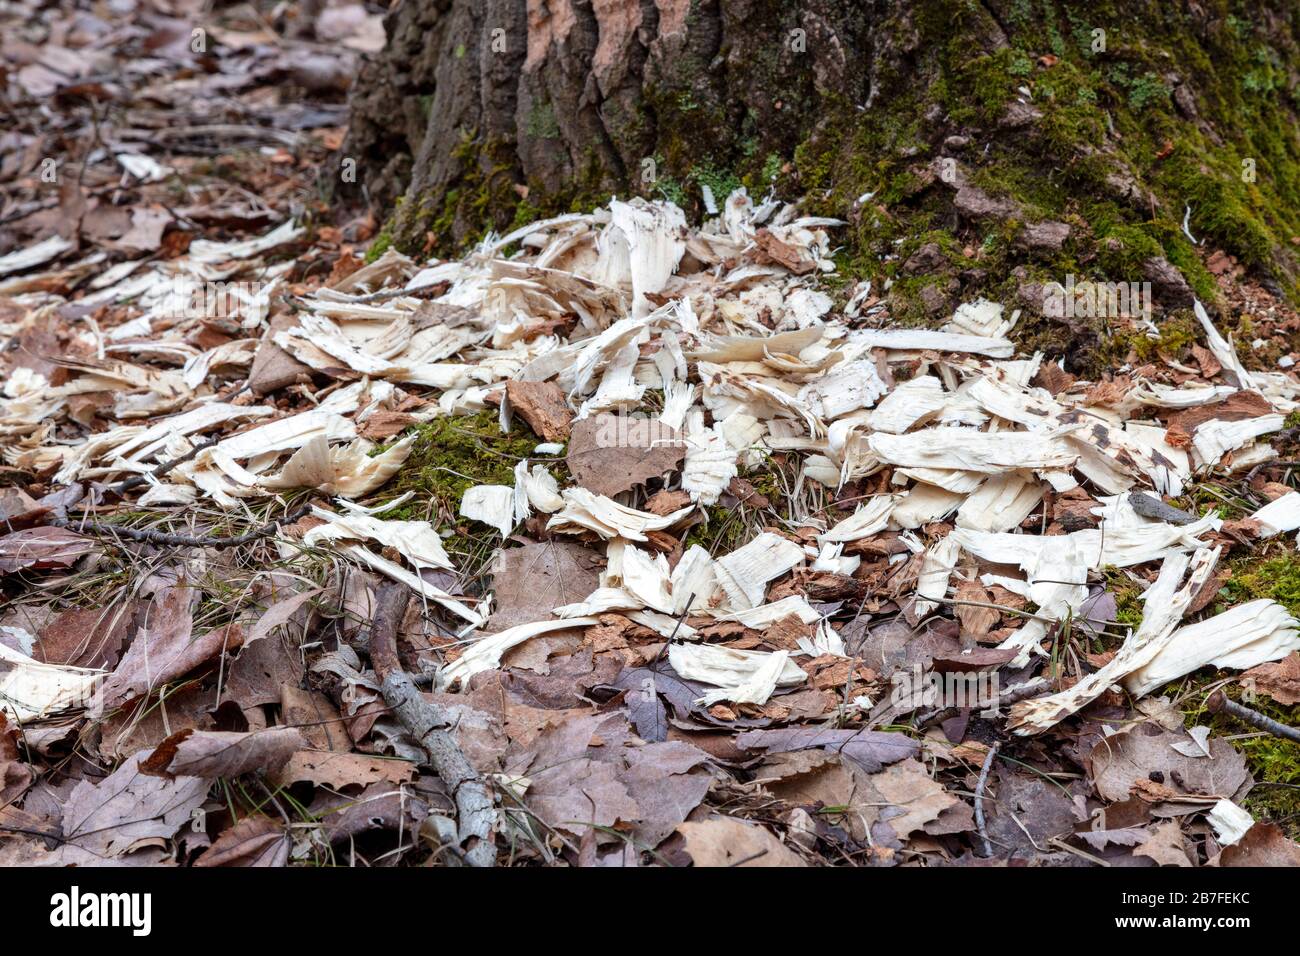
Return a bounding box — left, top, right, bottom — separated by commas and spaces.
346, 0, 1300, 376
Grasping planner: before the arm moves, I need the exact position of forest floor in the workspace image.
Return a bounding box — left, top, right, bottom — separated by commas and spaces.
2, 0, 1300, 868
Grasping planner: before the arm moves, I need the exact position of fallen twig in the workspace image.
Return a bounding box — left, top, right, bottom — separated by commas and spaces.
53, 503, 313, 549
975, 741, 1002, 859
915, 676, 1051, 729
369, 582, 497, 867
109, 437, 221, 497
1207, 690, 1300, 744
1244, 453, 1300, 483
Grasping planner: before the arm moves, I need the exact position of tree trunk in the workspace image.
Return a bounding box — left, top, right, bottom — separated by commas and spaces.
346, 0, 874, 246
345, 0, 1300, 372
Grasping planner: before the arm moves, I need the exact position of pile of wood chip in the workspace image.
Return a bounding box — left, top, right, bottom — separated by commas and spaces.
4, 187, 1300, 867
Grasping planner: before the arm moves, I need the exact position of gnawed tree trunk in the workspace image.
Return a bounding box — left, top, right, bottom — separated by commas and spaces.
346, 0, 871, 248
346, 0, 1300, 374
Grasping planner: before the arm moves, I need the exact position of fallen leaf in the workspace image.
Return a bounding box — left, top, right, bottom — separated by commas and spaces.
56, 753, 208, 860
280, 686, 351, 752
219, 624, 307, 708
1218, 822, 1300, 866
513, 712, 639, 836
194, 815, 290, 867
316, 781, 429, 845
567, 414, 684, 497
486, 542, 604, 633
1088, 723, 1250, 803
1241, 652, 1300, 705
984, 769, 1083, 858
735, 727, 919, 773
750, 228, 816, 275
33, 601, 136, 669
269, 750, 415, 789
97, 683, 216, 760
358, 410, 415, 441
140, 727, 306, 778
100, 587, 243, 709
676, 817, 807, 866
1133, 820, 1193, 866
953, 581, 999, 636
0, 527, 97, 575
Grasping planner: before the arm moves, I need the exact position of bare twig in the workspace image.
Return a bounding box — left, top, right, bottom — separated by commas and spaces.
369, 582, 496, 867
975, 741, 1002, 859
916, 676, 1050, 729
651, 592, 696, 667
54, 503, 313, 549
1244, 452, 1300, 484
109, 437, 221, 497
1207, 691, 1300, 744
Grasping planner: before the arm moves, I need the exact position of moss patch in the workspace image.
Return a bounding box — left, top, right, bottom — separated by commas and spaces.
383, 410, 554, 522
1102, 567, 1146, 630
1223, 555, 1300, 618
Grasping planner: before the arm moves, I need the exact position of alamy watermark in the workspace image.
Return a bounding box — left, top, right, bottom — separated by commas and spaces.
889, 664, 1001, 715
1042, 274, 1152, 323
155, 277, 270, 321
50, 887, 151, 936
593, 411, 693, 449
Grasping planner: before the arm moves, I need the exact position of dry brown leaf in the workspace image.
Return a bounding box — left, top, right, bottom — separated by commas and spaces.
56, 753, 209, 860
953, 580, 999, 636
358, 410, 415, 441
33, 601, 136, 669
750, 228, 816, 275
248, 316, 313, 395
676, 817, 807, 866
1088, 723, 1250, 803
485, 541, 603, 631
984, 769, 1083, 857
1241, 652, 1300, 705
268, 750, 415, 789
567, 414, 684, 497
0, 487, 47, 529
317, 781, 427, 845
617, 741, 712, 847
194, 814, 291, 867
1133, 820, 1193, 866
1191, 343, 1222, 379
96, 684, 216, 760
1164, 389, 1274, 436
139, 727, 306, 779
219, 622, 307, 708
100, 587, 243, 709
860, 758, 962, 843
0, 527, 97, 575
735, 727, 918, 773
1218, 822, 1300, 866
644, 489, 693, 515
280, 685, 351, 752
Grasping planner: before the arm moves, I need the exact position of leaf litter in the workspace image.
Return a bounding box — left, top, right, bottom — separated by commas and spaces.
2, 0, 1300, 869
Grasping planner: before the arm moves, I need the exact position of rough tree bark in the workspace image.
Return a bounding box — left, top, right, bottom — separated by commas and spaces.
345, 0, 1300, 372
346, 0, 871, 245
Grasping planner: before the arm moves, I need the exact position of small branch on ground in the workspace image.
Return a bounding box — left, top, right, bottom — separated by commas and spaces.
108, 437, 221, 497
915, 676, 1051, 729
369, 581, 497, 868
53, 503, 313, 549
975, 741, 1002, 859
1207, 690, 1300, 744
